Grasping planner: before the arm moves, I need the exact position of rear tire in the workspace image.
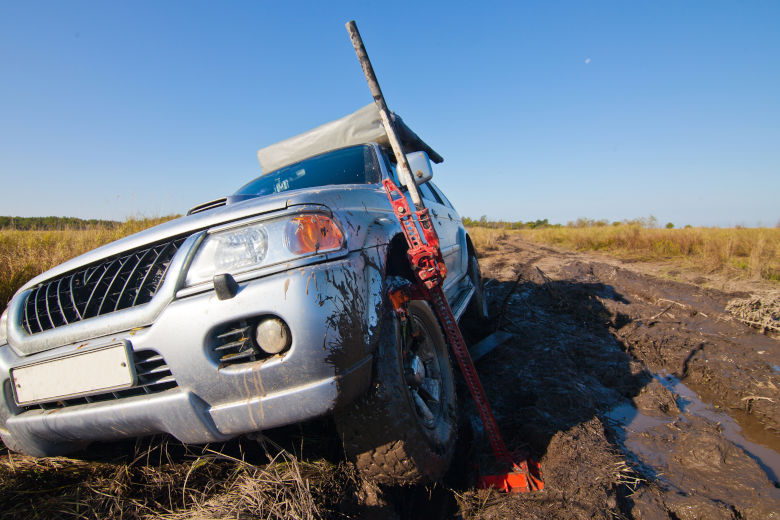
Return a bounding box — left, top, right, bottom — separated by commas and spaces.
335, 300, 458, 485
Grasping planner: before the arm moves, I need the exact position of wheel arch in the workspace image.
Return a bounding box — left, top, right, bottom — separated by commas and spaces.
465, 233, 477, 258
385, 233, 415, 281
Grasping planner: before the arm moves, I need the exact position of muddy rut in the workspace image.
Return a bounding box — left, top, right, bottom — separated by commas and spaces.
456, 235, 780, 519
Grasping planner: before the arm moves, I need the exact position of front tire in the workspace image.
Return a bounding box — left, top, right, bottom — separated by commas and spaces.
335, 300, 458, 485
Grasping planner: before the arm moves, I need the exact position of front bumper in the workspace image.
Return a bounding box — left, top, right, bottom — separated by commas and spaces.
0, 249, 384, 456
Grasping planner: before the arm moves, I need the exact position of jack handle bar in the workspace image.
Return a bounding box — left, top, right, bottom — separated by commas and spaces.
345, 20, 424, 211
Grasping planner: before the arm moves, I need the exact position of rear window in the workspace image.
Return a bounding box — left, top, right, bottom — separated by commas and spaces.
235, 145, 381, 197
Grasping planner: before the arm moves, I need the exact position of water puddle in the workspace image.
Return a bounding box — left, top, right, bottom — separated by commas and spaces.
605, 401, 669, 431
606, 373, 780, 486
660, 374, 780, 486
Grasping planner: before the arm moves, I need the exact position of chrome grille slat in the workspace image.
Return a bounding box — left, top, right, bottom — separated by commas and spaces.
214, 339, 250, 351
83, 258, 116, 317
68, 273, 82, 320
32, 286, 44, 333
114, 248, 152, 311
136, 355, 164, 365
43, 282, 56, 329
138, 366, 170, 376
23, 291, 32, 333
132, 244, 168, 306
217, 326, 251, 340
220, 350, 257, 363
84, 265, 101, 285
96, 256, 131, 315
55, 278, 69, 325
141, 375, 176, 386
20, 237, 185, 335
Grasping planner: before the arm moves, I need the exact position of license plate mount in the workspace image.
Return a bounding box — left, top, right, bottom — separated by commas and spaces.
11, 343, 136, 406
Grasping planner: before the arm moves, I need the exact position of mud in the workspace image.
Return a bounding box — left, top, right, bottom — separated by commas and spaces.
455, 235, 780, 519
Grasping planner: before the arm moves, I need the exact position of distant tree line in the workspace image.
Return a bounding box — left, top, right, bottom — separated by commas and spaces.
462, 216, 556, 229
463, 215, 668, 229
0, 216, 120, 230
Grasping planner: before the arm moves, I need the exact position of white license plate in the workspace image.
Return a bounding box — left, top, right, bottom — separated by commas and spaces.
11, 344, 135, 405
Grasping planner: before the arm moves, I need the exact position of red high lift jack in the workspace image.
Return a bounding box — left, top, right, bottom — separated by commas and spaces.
346, 21, 544, 493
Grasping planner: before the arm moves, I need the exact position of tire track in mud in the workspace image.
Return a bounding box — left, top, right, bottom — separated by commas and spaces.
456, 235, 779, 519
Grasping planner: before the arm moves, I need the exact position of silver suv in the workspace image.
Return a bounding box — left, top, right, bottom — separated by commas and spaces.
0, 105, 486, 484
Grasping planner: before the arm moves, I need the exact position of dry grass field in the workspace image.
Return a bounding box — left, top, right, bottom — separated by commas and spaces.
2, 220, 777, 308
0, 218, 174, 307
468, 225, 780, 283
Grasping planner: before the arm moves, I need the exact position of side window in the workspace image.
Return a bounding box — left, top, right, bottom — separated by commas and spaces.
381, 150, 398, 181
382, 152, 404, 189
429, 182, 452, 209
418, 182, 442, 204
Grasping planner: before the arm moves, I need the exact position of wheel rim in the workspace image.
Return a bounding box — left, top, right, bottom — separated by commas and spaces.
403, 314, 444, 430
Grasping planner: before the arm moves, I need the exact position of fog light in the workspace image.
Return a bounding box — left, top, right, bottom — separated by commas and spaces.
254, 318, 291, 354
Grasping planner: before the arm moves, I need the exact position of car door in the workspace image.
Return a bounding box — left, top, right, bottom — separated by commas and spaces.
416, 181, 463, 290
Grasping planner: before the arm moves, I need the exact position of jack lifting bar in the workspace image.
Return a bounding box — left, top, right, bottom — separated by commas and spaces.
346, 21, 544, 493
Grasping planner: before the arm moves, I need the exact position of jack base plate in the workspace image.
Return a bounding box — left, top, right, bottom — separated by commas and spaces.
478, 459, 544, 493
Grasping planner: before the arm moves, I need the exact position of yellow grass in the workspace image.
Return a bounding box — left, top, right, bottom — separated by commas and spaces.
0, 218, 175, 307
468, 225, 780, 282
3, 220, 778, 309
468, 226, 511, 253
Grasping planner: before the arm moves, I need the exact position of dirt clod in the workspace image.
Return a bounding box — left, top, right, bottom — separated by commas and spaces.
633, 379, 680, 417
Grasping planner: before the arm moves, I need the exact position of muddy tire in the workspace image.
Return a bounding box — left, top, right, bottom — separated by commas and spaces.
335, 300, 458, 485
464, 254, 488, 324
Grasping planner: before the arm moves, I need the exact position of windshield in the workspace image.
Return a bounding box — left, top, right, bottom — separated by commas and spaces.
235, 145, 381, 197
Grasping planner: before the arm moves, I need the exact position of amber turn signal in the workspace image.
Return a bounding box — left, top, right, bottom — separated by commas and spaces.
285, 214, 343, 255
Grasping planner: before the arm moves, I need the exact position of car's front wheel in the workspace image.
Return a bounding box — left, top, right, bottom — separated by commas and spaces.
335, 300, 457, 485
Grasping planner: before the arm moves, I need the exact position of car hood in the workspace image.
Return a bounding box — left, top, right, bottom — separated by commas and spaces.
17, 189, 326, 293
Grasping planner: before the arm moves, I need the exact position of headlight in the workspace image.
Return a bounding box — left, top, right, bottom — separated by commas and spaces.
185, 213, 344, 287
0, 308, 8, 345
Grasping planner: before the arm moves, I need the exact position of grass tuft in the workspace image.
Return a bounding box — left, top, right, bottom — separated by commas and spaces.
0, 436, 357, 520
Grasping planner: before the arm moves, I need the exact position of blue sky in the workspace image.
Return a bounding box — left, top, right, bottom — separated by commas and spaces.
1, 1, 778, 227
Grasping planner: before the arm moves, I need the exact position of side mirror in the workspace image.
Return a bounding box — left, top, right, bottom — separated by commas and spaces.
405, 151, 433, 185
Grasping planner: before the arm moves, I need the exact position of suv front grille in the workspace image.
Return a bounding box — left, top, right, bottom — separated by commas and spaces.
22, 349, 178, 411
21, 237, 186, 334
